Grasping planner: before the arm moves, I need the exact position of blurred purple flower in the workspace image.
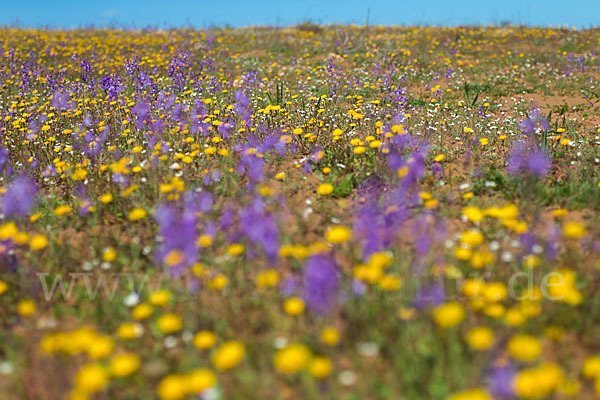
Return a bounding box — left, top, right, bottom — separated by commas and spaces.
526, 149, 551, 177
487, 364, 516, 398
303, 255, 339, 315
2, 175, 37, 218
155, 195, 198, 276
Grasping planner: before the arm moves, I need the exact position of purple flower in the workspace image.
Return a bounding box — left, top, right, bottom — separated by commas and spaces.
526, 149, 551, 177
303, 255, 339, 315
2, 175, 37, 218
487, 364, 516, 398
507, 141, 551, 178
0, 146, 9, 173
518, 118, 535, 135
413, 283, 445, 310
155, 195, 198, 276
239, 197, 279, 263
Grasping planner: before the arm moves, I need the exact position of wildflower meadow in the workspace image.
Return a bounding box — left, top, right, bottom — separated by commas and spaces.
0, 24, 599, 399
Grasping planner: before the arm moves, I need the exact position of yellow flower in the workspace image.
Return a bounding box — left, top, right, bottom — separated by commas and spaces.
29, 234, 49, 250
504, 307, 526, 327
99, 193, 113, 204
546, 269, 582, 305
14, 232, 29, 245
54, 205, 72, 216
255, 269, 280, 288
273, 343, 311, 374
212, 341, 245, 371
17, 299, 36, 316
196, 234, 213, 247
75, 364, 108, 394
186, 368, 217, 394
582, 356, 600, 379
131, 303, 154, 320
431, 301, 465, 328
163, 249, 184, 267
317, 183, 334, 195
128, 208, 147, 221
284, 297, 305, 316
110, 353, 140, 377
378, 275, 402, 291
29, 212, 42, 222
522, 254, 540, 269
320, 327, 340, 346
157, 375, 186, 400
454, 247, 472, 261
483, 282, 507, 302
117, 322, 143, 339
226, 243, 244, 256
309, 356, 332, 378
459, 230, 484, 247
563, 222, 584, 238
465, 327, 494, 351
462, 206, 484, 223
424, 199, 438, 209
507, 334, 541, 362
208, 274, 228, 290
369, 252, 393, 268
86, 336, 114, 360
462, 278, 485, 298
72, 168, 87, 180
448, 388, 492, 400
353, 146, 366, 154
157, 314, 182, 333
514, 363, 563, 399
0, 280, 7, 295
325, 226, 351, 244
434, 154, 445, 162
102, 247, 117, 262
193, 331, 218, 349
149, 290, 170, 306
0, 221, 19, 240
470, 250, 494, 269
552, 208, 568, 217
397, 306, 416, 321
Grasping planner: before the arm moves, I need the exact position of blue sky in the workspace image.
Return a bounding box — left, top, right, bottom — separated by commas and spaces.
2, 1, 599, 29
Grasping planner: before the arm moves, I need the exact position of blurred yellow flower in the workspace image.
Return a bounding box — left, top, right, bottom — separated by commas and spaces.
309, 356, 332, 378
507, 334, 541, 362
431, 301, 464, 328
283, 297, 305, 316
465, 327, 494, 351
157, 313, 182, 333
128, 208, 147, 221
193, 331, 217, 349
17, 299, 36, 317
273, 343, 311, 374
320, 327, 340, 346
212, 341, 245, 371
110, 353, 140, 377
75, 364, 108, 394
325, 226, 351, 244
317, 183, 334, 195
29, 234, 48, 250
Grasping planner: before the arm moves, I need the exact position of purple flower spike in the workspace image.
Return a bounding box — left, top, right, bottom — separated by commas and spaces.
2, 175, 37, 218
303, 255, 339, 315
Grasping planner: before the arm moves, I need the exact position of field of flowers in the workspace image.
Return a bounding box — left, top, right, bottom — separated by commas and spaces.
0, 24, 599, 399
